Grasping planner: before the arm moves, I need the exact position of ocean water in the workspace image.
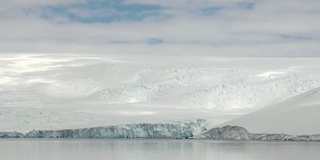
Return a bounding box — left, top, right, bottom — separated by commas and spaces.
0, 139, 319, 160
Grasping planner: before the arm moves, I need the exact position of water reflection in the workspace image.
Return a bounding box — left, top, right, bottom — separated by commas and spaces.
0, 139, 320, 160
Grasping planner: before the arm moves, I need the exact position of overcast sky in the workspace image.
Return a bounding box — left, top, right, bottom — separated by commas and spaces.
1, 0, 320, 56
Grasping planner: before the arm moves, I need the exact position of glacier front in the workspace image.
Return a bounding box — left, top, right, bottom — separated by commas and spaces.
0, 119, 207, 139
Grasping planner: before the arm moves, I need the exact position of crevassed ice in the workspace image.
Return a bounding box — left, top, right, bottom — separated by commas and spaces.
0, 119, 207, 139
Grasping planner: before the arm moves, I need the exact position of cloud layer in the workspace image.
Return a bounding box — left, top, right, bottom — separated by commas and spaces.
1, 0, 320, 56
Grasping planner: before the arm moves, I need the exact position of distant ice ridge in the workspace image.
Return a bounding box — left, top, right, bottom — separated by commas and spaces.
197, 126, 320, 141
0, 119, 206, 139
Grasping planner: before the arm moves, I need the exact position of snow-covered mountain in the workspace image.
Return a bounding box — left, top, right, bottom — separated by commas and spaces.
222, 87, 320, 135
1, 54, 320, 133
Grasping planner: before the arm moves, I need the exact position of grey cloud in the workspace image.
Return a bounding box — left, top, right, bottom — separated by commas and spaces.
0, 0, 320, 57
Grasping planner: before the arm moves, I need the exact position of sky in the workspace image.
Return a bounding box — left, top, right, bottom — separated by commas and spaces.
0, 0, 320, 57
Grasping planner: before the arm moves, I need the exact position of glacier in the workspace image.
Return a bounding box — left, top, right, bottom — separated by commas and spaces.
2, 55, 320, 134
2, 123, 320, 142
0, 119, 207, 139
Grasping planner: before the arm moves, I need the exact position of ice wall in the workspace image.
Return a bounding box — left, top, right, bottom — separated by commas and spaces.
2, 123, 320, 142
0, 119, 206, 139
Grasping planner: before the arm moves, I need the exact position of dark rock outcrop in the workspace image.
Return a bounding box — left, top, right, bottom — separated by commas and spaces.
197, 126, 320, 141
196, 125, 250, 140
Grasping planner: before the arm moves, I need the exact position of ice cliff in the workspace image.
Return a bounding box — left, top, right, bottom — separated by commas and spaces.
0, 119, 206, 139
2, 122, 320, 142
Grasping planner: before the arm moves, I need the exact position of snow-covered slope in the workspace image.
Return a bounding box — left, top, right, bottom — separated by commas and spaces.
1, 54, 320, 132
223, 87, 320, 135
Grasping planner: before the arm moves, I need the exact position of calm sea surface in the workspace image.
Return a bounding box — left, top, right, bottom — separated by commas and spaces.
0, 139, 319, 160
